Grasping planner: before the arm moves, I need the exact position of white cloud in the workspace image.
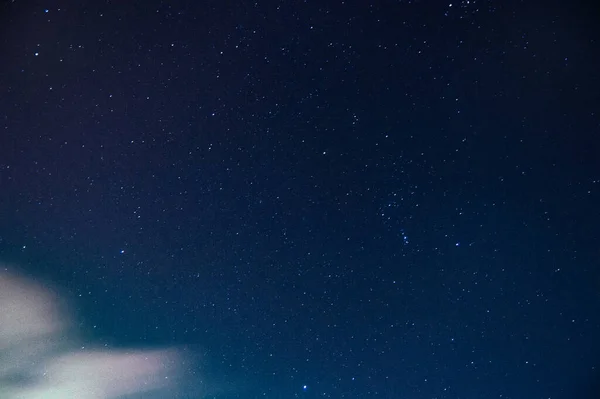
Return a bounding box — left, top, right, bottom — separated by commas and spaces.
0, 267, 181, 399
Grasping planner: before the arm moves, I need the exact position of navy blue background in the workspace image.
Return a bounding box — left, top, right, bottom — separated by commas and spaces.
1, 0, 599, 398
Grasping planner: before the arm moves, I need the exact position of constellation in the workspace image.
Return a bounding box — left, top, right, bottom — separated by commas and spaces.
378, 194, 415, 246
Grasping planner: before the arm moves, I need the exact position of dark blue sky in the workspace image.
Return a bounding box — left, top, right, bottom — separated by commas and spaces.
1, 0, 599, 398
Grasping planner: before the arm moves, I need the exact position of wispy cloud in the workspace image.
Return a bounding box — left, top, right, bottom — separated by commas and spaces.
0, 267, 181, 399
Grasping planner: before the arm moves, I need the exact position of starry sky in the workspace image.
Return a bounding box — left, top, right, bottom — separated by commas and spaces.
1, 0, 599, 398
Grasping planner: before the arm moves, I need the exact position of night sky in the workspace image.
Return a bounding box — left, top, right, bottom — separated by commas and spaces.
1, 0, 599, 398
